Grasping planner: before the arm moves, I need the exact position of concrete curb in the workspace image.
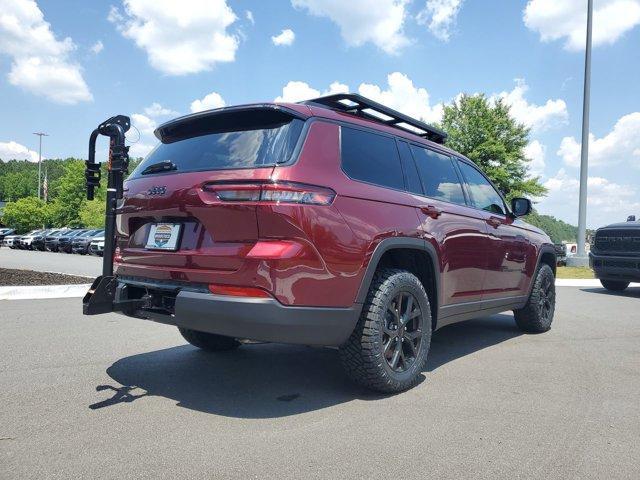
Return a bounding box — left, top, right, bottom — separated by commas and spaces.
0, 284, 91, 301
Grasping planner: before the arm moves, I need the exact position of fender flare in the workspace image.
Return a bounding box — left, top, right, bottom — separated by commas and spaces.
525, 244, 557, 298
354, 237, 440, 311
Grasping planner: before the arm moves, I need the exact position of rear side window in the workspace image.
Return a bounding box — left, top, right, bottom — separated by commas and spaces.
410, 146, 466, 205
130, 113, 304, 178
341, 127, 404, 190
456, 160, 506, 215
397, 141, 423, 195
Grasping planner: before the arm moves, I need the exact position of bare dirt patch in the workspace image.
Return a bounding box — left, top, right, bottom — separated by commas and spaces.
0, 268, 92, 286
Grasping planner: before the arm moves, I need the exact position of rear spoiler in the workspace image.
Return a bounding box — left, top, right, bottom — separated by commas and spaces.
154, 104, 309, 144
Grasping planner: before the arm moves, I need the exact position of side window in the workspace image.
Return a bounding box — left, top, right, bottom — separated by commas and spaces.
457, 161, 506, 215
341, 127, 404, 190
397, 141, 423, 195
409, 145, 466, 205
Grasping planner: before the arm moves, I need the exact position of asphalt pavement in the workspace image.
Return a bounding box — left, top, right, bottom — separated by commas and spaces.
0, 248, 101, 277
1, 286, 639, 479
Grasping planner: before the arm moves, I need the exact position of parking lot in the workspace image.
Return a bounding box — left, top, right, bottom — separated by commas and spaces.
0, 247, 100, 277
1, 279, 639, 479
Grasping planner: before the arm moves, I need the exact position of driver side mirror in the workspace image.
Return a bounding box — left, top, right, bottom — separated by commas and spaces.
511, 197, 532, 217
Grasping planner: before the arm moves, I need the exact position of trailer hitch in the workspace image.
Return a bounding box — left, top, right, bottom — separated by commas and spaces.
83, 115, 131, 315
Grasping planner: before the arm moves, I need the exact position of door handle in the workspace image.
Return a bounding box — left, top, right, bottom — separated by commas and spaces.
419, 205, 442, 219
486, 217, 502, 228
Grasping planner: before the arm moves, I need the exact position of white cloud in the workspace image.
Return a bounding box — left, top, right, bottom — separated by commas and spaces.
358, 72, 444, 124
90, 40, 104, 54
275, 73, 443, 125
417, 0, 464, 41
538, 168, 640, 227
524, 0, 640, 51
108, 0, 239, 75
275, 81, 349, 103
127, 102, 181, 157
558, 112, 640, 168
144, 102, 178, 118
0, 141, 39, 162
190, 91, 226, 113
246, 10, 255, 25
291, 0, 410, 54
0, 0, 92, 104
524, 140, 546, 178
272, 29, 296, 46
128, 113, 158, 158
491, 79, 568, 133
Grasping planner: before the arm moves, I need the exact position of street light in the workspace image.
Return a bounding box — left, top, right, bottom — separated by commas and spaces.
570, 0, 593, 267
33, 132, 49, 200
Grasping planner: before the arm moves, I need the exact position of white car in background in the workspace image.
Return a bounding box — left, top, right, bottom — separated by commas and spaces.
2, 234, 20, 248
19, 229, 46, 250
89, 235, 105, 256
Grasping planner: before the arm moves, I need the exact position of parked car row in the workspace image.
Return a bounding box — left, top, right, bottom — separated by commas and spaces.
1, 228, 105, 256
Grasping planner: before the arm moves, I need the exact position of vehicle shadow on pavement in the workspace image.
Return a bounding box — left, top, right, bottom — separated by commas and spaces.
580, 287, 640, 298
94, 313, 521, 418
427, 313, 521, 371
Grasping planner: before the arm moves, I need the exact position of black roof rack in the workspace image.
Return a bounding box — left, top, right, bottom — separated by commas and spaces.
302, 93, 447, 144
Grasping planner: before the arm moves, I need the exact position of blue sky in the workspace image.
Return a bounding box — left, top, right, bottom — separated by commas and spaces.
1, 0, 639, 227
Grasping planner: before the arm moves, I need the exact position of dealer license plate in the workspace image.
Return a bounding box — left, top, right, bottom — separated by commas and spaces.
145, 223, 182, 251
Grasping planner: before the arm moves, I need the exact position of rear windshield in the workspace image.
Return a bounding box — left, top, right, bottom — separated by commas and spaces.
130, 115, 304, 178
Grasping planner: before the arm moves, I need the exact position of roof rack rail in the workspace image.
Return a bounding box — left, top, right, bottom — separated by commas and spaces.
302, 93, 447, 144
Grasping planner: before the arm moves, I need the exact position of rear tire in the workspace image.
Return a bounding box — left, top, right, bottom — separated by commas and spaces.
339, 268, 432, 393
178, 327, 241, 352
514, 264, 556, 333
600, 279, 629, 292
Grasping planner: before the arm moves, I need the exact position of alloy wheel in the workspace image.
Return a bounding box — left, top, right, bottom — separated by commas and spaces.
383, 292, 423, 373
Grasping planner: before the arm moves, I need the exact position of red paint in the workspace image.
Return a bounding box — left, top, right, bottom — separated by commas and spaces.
208, 284, 271, 298
116, 103, 552, 311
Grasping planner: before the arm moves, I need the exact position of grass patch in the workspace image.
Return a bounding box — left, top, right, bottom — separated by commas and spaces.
556, 266, 594, 279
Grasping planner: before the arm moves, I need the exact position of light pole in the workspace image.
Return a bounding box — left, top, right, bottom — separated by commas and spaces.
571, 0, 593, 267
33, 132, 49, 200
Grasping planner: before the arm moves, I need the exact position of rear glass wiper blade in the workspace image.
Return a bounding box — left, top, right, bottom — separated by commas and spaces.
141, 160, 177, 175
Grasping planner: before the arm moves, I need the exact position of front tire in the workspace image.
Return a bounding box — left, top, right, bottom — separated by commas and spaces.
514, 264, 556, 333
339, 268, 432, 393
600, 279, 629, 292
178, 327, 241, 352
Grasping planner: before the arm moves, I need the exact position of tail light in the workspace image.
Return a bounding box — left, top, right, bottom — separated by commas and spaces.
203, 181, 335, 206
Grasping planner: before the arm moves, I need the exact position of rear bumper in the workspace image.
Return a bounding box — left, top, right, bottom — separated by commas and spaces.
114, 280, 361, 347
589, 253, 640, 282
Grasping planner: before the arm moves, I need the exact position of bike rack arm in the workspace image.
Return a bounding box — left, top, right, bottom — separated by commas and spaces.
83, 115, 131, 315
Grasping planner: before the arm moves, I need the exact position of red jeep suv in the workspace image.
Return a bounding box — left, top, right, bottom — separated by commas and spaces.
114, 93, 556, 392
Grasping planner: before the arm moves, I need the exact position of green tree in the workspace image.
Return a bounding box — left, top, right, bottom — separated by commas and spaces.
441, 94, 546, 199
48, 160, 87, 227
0, 170, 38, 201
1, 196, 49, 233
524, 210, 578, 243
79, 192, 106, 229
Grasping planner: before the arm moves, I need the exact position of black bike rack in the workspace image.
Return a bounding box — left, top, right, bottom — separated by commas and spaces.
83, 115, 131, 315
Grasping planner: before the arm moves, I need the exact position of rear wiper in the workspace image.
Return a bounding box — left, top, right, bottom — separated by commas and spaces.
141, 160, 177, 175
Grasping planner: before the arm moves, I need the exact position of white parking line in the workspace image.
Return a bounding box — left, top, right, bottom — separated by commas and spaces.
556, 279, 640, 287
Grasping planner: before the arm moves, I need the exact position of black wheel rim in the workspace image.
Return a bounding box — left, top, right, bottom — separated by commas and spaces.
538, 274, 555, 322
383, 292, 423, 373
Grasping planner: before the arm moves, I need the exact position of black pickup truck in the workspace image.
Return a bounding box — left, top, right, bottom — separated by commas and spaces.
590, 216, 640, 292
